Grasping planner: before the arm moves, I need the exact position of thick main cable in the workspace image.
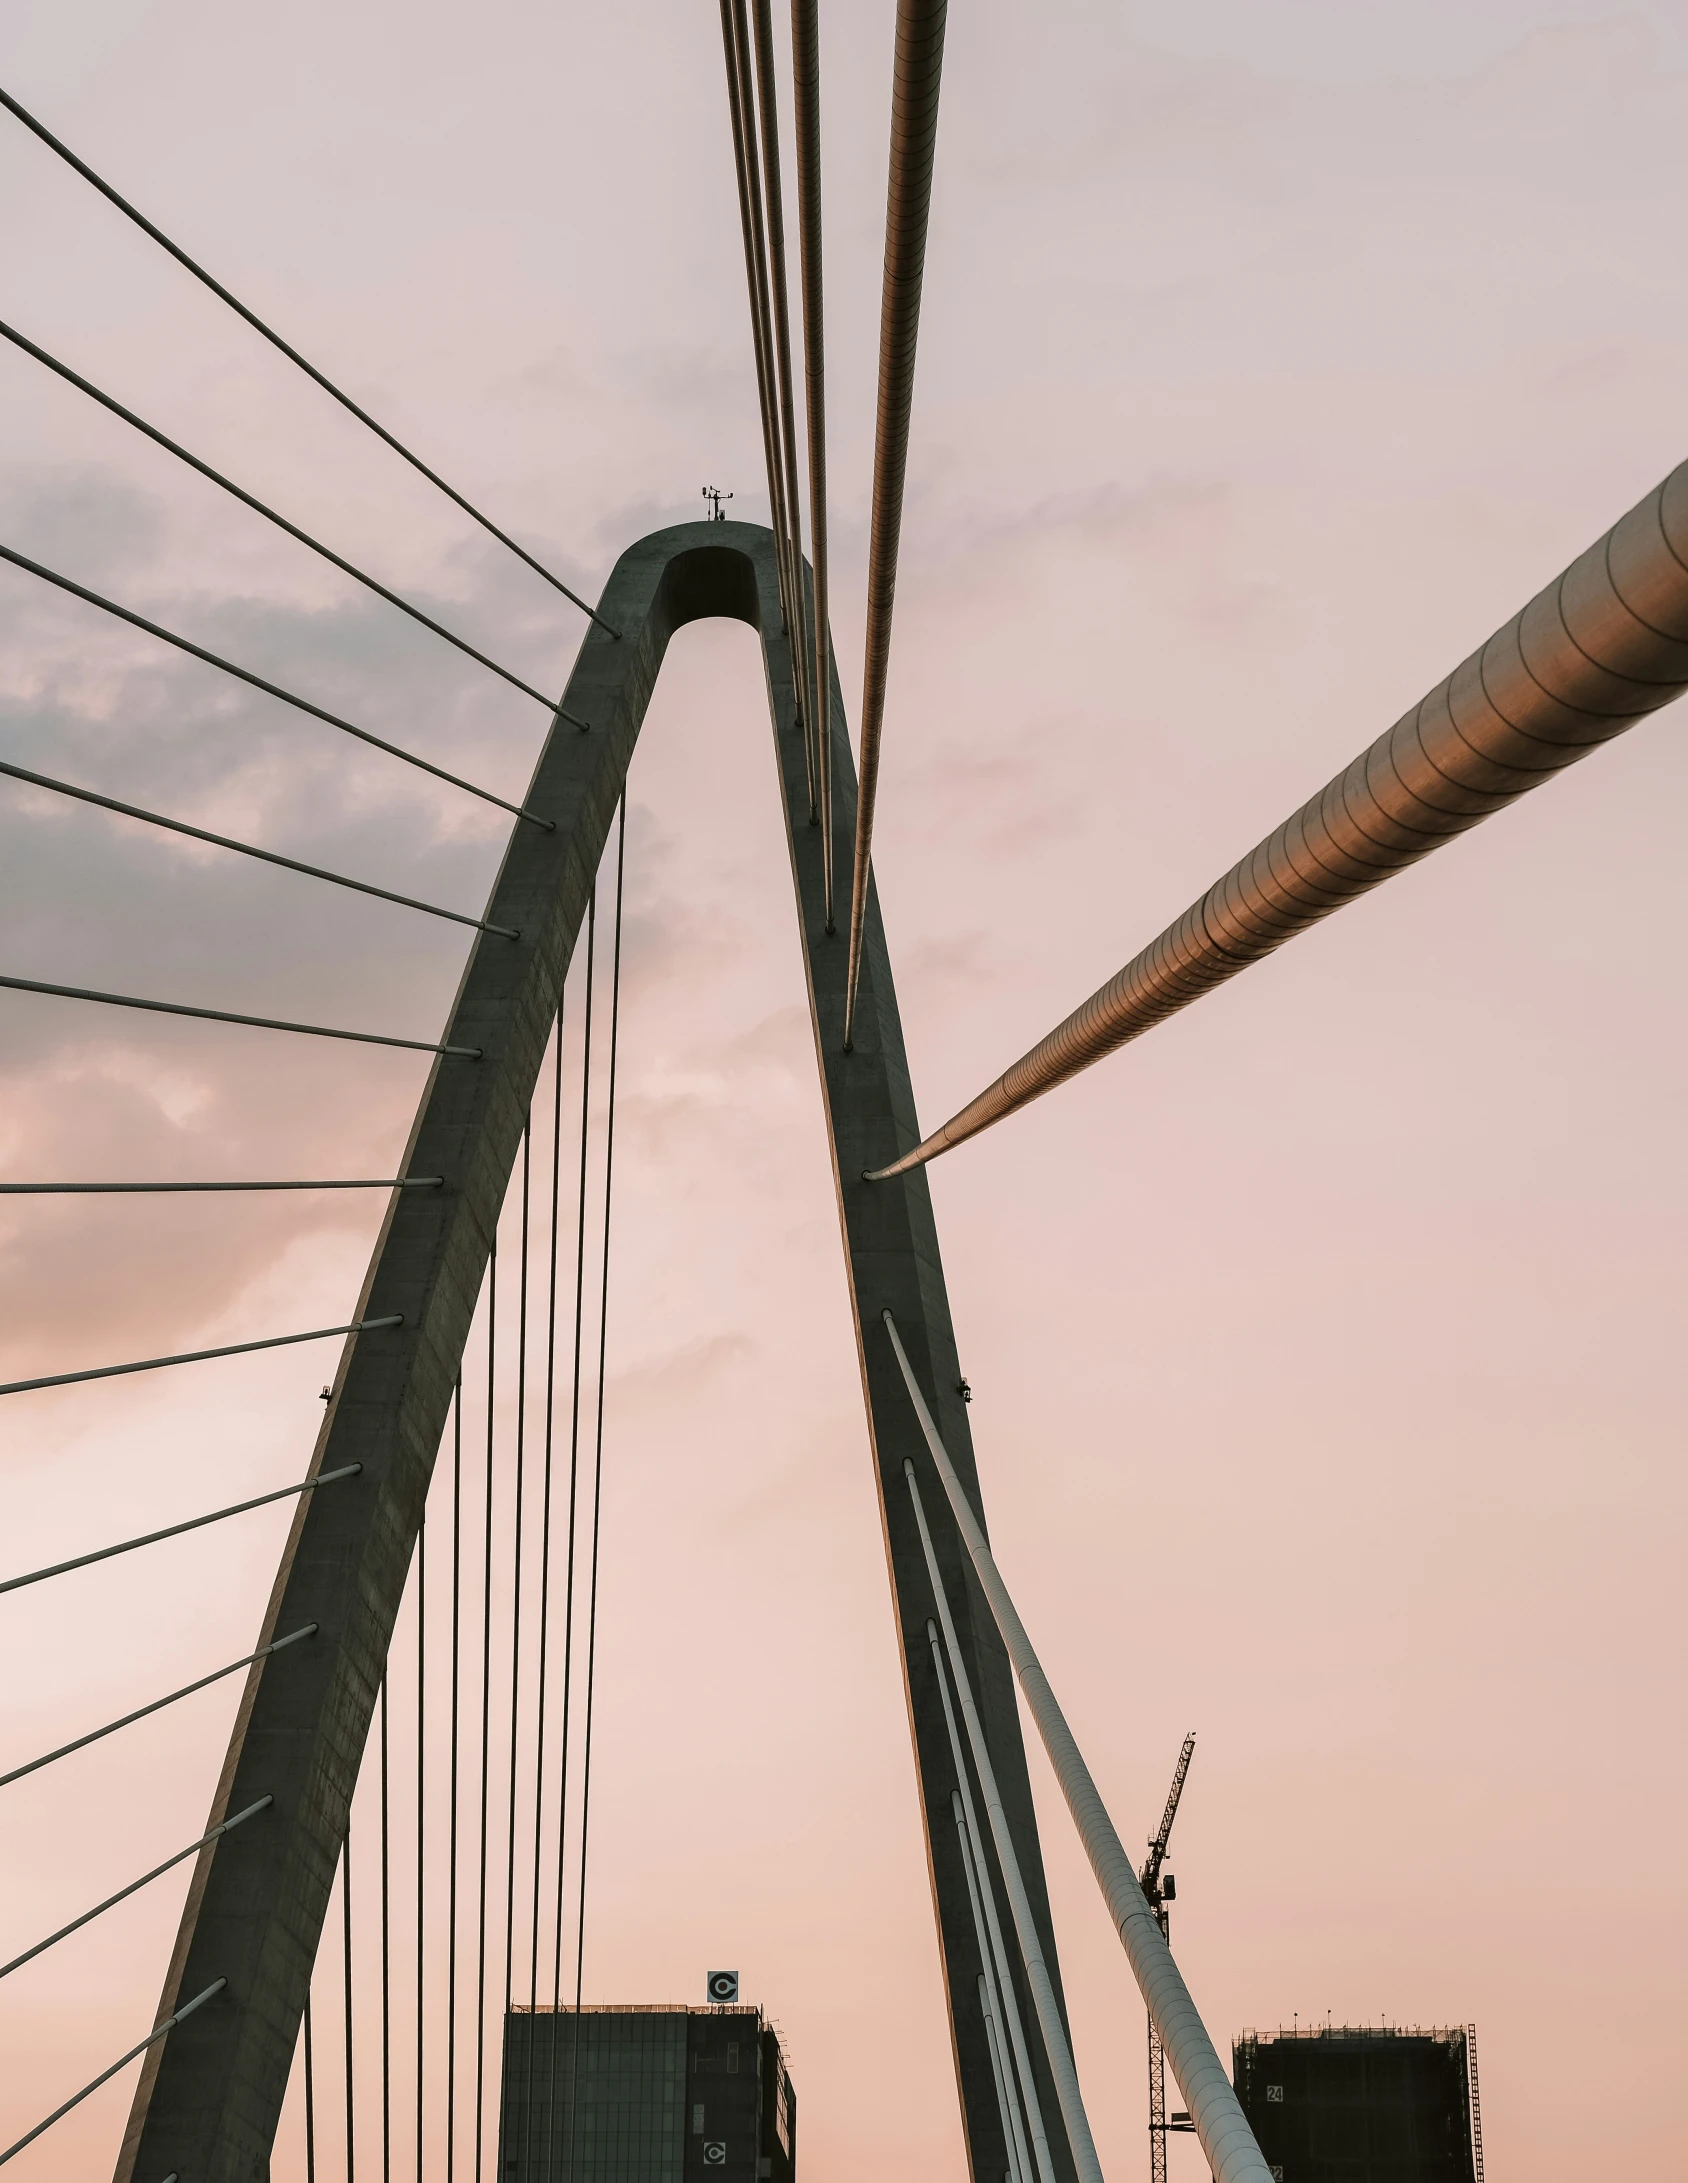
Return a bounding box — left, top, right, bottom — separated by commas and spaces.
0, 319, 583, 715
843, 0, 949, 1046
0, 1979, 226, 2168
0, 759, 518, 937
0, 542, 553, 828
0, 1626, 316, 1789
0, 85, 618, 637
867, 455, 1688, 1178
0, 1317, 401, 1400
0, 972, 482, 1057
885, 1311, 1274, 2183
0, 1798, 270, 1981
790, 0, 834, 924
1, 1466, 359, 1593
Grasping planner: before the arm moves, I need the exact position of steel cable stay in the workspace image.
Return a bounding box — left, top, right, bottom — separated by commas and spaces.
0, 972, 484, 1056
885, 1308, 1275, 2183
0, 542, 557, 829
500, 1119, 534, 2062
718, 1, 796, 635
0, 1626, 318, 1791
544, 874, 601, 2168
929, 1638, 1053, 2183
0, 1979, 227, 2170
747, 0, 817, 794
563, 793, 626, 2180
0, 317, 592, 721
0, 84, 619, 639
0, 758, 520, 938
0, 1796, 272, 1984
0, 1177, 443, 1195
843, 0, 949, 1048
790, 0, 834, 928
0, 1464, 361, 1594
0, 1315, 402, 1399
526, 1007, 566, 2023
902, 1462, 1101, 2183
472, 1232, 499, 2181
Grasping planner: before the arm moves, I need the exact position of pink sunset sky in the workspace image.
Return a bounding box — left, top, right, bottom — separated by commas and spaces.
0, 2, 1685, 2179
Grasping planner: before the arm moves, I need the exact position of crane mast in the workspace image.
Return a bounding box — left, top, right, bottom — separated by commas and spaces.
1141, 1734, 1198, 2183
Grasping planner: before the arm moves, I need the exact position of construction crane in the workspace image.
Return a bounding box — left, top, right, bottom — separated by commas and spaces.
1142, 1734, 1198, 2183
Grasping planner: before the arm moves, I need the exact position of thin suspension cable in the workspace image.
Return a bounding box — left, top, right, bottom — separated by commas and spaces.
790, 0, 834, 927
1, 1467, 359, 1593
0, 319, 586, 716
0, 1177, 442, 1194
0, 758, 518, 937
0, 1797, 270, 1981
0, 1318, 401, 1401
0, 1625, 316, 1789
304, 1990, 318, 2183
0, 1978, 225, 2168
750, 0, 816, 768
843, 0, 949, 1046
524, 1013, 564, 2183
0, 542, 555, 828
0, 973, 482, 1058
446, 1380, 463, 2183
343, 1832, 356, 2183
472, 1242, 497, 2183
548, 887, 596, 2147
567, 796, 626, 2148
502, 1123, 532, 2032
0, 85, 619, 638
416, 1513, 426, 2183
380, 1679, 391, 2183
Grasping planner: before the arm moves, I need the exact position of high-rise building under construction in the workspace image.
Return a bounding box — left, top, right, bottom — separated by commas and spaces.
498, 2003, 796, 2182
1232, 2024, 1482, 2183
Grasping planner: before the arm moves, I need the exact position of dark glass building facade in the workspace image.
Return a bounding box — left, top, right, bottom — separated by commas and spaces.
499, 2004, 796, 2183
1232, 2026, 1478, 2183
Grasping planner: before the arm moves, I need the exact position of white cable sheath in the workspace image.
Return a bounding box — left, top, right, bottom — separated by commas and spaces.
886, 1310, 1274, 2183
905, 1463, 1104, 2183
977, 1970, 1027, 2183
943, 1713, 1043, 2183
